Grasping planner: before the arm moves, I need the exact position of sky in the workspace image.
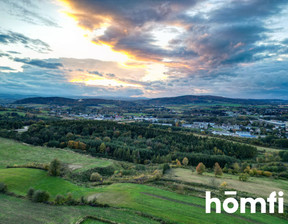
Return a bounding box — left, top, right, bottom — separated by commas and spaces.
0, 0, 288, 99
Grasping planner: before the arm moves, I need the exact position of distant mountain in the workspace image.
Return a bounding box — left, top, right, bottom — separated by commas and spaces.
14, 97, 76, 105
0, 94, 40, 104
13, 97, 137, 107
13, 95, 288, 106
140, 95, 288, 105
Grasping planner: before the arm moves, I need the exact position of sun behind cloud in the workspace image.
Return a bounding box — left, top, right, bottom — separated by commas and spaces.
70, 75, 141, 88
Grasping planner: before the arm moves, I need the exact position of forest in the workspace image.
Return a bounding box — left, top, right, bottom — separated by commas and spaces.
0, 118, 257, 167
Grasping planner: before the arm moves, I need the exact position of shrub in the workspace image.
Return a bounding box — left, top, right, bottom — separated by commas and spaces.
162, 163, 171, 174
263, 171, 272, 177
243, 166, 251, 173
135, 164, 146, 171
27, 187, 35, 199
153, 169, 162, 180
176, 159, 181, 167
256, 170, 263, 176
103, 137, 111, 142
32, 190, 50, 203
90, 172, 102, 182
133, 174, 147, 184
99, 142, 106, 153
54, 194, 66, 205
222, 167, 228, 173
0, 182, 7, 193
239, 173, 249, 182
66, 192, 77, 205
278, 171, 288, 179
232, 163, 240, 173
196, 162, 206, 175
228, 168, 233, 174
121, 169, 135, 176
48, 159, 61, 176
220, 181, 228, 188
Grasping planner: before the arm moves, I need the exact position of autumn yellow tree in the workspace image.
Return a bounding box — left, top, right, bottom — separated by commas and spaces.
182, 157, 189, 166
176, 159, 182, 167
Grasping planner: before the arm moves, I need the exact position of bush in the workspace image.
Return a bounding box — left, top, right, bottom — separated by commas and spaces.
153, 169, 163, 180
239, 173, 249, 182
103, 137, 111, 142
121, 169, 135, 176
220, 181, 227, 188
244, 166, 251, 173
262, 171, 272, 177
196, 162, 206, 175
54, 194, 66, 205
256, 170, 263, 176
232, 163, 240, 173
0, 182, 7, 193
48, 159, 61, 176
32, 190, 50, 203
278, 171, 288, 179
162, 163, 170, 174
66, 192, 77, 205
176, 159, 181, 167
135, 164, 146, 171
27, 187, 35, 199
90, 172, 102, 182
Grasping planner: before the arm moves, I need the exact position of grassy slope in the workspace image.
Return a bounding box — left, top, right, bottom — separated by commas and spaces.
90, 183, 287, 224
0, 137, 112, 172
166, 168, 288, 201
0, 194, 158, 224
0, 168, 287, 224
0, 168, 95, 199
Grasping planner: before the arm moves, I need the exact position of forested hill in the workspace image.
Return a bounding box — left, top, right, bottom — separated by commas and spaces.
13, 97, 137, 107
14, 97, 76, 105
13, 95, 288, 106
140, 95, 288, 105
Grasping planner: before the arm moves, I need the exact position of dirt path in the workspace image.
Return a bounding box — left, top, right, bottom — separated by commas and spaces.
141, 192, 264, 224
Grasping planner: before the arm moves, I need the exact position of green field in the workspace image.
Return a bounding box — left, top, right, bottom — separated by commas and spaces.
0, 168, 95, 199
0, 137, 113, 172
0, 194, 158, 224
166, 168, 288, 202
1, 138, 288, 224
0, 110, 26, 116
1, 168, 287, 224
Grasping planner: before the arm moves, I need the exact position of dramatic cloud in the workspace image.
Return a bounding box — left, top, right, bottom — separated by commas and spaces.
1, 0, 288, 99
63, 0, 288, 68
13, 58, 63, 69
0, 30, 51, 53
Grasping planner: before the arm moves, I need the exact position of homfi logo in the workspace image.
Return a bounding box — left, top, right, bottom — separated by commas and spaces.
205, 191, 284, 214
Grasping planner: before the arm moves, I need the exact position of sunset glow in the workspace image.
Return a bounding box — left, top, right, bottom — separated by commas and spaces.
70, 76, 141, 88
1, 0, 288, 98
